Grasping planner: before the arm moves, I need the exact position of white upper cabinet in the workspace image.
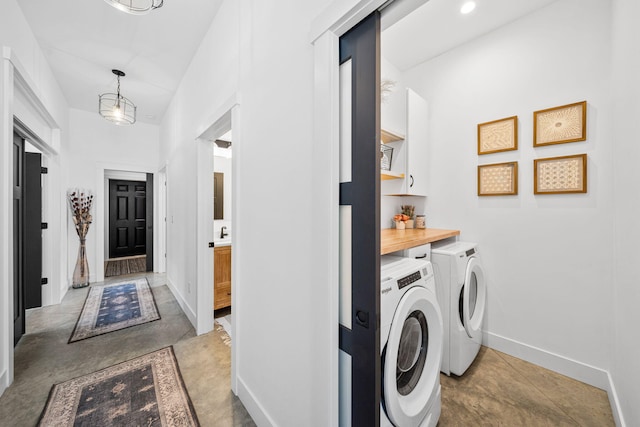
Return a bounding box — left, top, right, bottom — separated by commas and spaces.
382, 88, 428, 196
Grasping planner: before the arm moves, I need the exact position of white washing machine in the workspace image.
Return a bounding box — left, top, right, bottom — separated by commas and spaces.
431, 242, 487, 376
380, 256, 443, 427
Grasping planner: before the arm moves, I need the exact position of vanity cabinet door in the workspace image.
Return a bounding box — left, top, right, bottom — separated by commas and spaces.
214, 246, 232, 309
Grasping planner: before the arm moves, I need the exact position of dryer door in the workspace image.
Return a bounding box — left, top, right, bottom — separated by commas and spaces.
461, 257, 487, 339
383, 287, 443, 426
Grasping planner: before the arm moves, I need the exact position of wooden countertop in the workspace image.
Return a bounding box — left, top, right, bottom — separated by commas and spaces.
381, 228, 460, 255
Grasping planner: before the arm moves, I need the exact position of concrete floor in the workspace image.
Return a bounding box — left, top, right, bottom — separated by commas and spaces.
439, 346, 615, 426
0, 272, 254, 427
0, 272, 614, 426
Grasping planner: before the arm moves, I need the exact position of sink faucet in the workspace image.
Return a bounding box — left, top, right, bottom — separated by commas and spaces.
220, 226, 228, 239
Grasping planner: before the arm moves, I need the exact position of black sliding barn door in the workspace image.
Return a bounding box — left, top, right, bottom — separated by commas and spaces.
339, 11, 381, 426
13, 133, 25, 345
24, 152, 43, 309
109, 180, 146, 258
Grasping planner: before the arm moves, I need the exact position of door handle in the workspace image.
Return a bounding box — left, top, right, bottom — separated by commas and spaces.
409, 174, 414, 187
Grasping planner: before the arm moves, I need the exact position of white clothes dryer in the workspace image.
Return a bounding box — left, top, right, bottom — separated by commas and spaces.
380, 256, 443, 427
431, 242, 487, 376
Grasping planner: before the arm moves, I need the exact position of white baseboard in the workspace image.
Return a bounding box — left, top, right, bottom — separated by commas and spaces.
165, 277, 197, 328
0, 369, 7, 397
237, 376, 276, 427
482, 331, 609, 390
606, 373, 627, 427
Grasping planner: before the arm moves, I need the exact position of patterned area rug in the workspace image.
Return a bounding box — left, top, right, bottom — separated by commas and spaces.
69, 278, 160, 343
38, 347, 199, 426
105, 256, 147, 277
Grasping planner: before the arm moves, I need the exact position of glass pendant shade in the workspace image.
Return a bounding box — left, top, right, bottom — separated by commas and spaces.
99, 70, 136, 125
104, 0, 163, 15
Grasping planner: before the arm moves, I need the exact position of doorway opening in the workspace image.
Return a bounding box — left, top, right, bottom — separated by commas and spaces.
212, 129, 233, 337
103, 170, 154, 279
195, 99, 240, 393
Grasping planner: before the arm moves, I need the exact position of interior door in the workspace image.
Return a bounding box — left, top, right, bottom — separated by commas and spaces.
338, 11, 381, 426
24, 152, 42, 309
13, 132, 24, 345
109, 180, 146, 258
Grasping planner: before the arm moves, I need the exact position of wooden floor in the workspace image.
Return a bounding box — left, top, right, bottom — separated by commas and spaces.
104, 255, 147, 277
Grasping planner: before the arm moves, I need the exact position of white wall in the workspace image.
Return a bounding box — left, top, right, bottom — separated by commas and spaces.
65, 108, 159, 284
402, 0, 614, 385
160, 0, 336, 424
611, 0, 640, 424
159, 0, 240, 331
0, 0, 69, 395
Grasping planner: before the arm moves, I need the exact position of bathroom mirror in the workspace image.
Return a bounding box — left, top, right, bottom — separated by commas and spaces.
214, 172, 224, 220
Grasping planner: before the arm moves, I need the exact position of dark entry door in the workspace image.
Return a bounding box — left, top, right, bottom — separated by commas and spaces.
109, 180, 146, 258
24, 152, 43, 309
13, 132, 24, 345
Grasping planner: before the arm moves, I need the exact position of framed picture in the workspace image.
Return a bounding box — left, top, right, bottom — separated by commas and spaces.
477, 116, 518, 155
478, 162, 518, 196
534, 101, 586, 146
534, 153, 587, 194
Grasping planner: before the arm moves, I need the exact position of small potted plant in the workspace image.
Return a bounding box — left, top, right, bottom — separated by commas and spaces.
401, 205, 415, 228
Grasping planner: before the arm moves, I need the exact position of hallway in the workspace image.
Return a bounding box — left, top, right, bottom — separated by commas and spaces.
0, 273, 254, 426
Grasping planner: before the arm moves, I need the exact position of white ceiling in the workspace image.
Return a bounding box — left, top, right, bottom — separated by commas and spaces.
16, 0, 561, 125
383, 0, 560, 71
17, 0, 223, 125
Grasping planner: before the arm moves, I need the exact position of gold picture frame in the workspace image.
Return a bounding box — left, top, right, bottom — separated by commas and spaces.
534, 154, 587, 194
534, 101, 586, 146
478, 162, 518, 196
477, 116, 518, 155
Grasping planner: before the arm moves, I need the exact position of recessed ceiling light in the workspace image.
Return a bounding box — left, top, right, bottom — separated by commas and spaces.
460, 1, 476, 14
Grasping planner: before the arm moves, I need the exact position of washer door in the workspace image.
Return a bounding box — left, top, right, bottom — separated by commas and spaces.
383, 287, 443, 426
461, 257, 487, 339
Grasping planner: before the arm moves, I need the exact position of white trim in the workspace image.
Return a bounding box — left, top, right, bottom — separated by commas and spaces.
0, 369, 6, 397
483, 330, 609, 390
311, 30, 341, 427
229, 104, 240, 395
195, 138, 214, 336
1, 48, 63, 395
156, 166, 167, 274
0, 53, 15, 391
165, 276, 197, 326
607, 373, 627, 427
237, 376, 276, 427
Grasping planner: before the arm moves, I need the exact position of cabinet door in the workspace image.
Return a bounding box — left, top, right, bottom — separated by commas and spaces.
406, 88, 428, 196
214, 246, 232, 309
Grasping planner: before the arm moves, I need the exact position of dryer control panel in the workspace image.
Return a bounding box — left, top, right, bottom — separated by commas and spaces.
397, 271, 422, 289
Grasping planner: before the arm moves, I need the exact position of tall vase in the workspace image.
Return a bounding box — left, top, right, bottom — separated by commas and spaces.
72, 239, 90, 288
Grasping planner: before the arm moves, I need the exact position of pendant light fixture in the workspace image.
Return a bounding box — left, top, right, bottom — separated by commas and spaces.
103, 0, 163, 15
98, 69, 136, 125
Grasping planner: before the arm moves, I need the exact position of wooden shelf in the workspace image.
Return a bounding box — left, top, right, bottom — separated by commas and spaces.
381, 228, 460, 255
381, 171, 405, 180
381, 129, 404, 144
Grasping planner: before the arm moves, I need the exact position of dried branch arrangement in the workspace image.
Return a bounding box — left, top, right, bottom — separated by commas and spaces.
68, 189, 94, 239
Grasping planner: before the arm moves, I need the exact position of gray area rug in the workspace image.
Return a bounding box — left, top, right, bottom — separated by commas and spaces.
69, 278, 160, 343
38, 346, 200, 426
